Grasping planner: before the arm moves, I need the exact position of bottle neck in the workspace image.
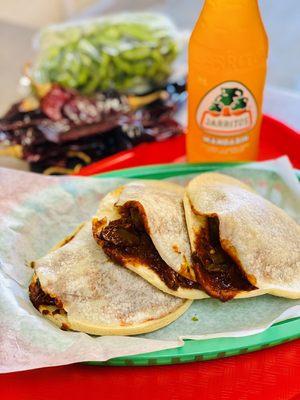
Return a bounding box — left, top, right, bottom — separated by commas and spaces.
201, 0, 260, 18
191, 0, 267, 53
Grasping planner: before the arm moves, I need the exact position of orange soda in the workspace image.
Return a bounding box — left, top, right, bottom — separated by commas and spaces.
187, 0, 268, 162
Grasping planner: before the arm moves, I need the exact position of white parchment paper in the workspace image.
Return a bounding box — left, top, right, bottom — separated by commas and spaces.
0, 156, 299, 373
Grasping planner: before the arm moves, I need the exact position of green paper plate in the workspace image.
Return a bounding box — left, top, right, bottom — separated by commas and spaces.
89, 162, 300, 366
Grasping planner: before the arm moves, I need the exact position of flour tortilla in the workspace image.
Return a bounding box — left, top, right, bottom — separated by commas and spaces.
29, 222, 192, 335
184, 172, 300, 300
93, 181, 208, 300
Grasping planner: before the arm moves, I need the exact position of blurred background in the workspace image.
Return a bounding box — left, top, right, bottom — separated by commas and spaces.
0, 0, 299, 130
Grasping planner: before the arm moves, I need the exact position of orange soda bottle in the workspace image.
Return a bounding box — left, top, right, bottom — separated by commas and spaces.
187, 0, 268, 162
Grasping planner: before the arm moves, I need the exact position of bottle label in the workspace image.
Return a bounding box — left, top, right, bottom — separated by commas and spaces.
196, 81, 258, 145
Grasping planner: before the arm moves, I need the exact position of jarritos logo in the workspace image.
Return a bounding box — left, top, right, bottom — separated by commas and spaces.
197, 82, 257, 137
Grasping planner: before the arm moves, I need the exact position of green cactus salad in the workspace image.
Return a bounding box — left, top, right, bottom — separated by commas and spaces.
32, 13, 181, 94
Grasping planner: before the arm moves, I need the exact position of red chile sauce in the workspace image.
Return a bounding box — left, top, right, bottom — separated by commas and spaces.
94, 204, 201, 292
192, 216, 256, 301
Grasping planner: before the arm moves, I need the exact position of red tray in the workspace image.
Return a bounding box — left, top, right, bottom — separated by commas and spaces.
2, 115, 299, 400
77, 115, 300, 176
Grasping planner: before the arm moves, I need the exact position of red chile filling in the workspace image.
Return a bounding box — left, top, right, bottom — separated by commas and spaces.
192, 216, 256, 301
93, 204, 201, 292
29, 278, 64, 310
29, 230, 78, 316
